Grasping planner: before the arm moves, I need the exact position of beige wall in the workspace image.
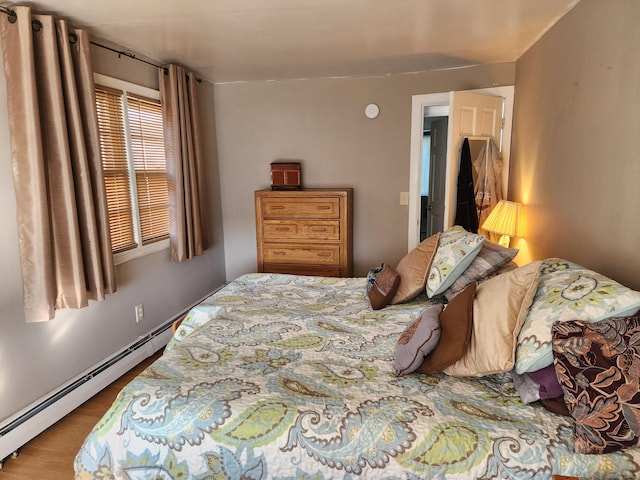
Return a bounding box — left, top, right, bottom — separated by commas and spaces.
0, 45, 226, 422
214, 63, 516, 280
510, 0, 640, 289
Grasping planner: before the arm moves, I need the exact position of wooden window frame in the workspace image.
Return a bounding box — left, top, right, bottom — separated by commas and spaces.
94, 73, 169, 265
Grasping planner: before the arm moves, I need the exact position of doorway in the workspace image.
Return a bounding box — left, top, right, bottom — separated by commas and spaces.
420, 114, 448, 240
408, 86, 515, 250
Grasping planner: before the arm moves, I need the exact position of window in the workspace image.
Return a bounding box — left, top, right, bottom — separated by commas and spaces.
94, 74, 169, 263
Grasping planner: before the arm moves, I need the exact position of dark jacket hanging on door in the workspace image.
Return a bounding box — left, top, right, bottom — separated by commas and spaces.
454, 138, 479, 233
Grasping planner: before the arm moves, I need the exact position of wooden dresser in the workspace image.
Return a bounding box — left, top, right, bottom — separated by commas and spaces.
254, 188, 353, 277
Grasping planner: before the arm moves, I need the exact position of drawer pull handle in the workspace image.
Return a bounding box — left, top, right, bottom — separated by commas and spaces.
317, 252, 332, 257
273, 251, 286, 256
271, 205, 285, 210
275, 227, 290, 232
311, 228, 327, 233
316, 206, 331, 210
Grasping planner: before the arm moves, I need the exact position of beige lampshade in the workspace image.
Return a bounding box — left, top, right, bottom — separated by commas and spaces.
481, 200, 525, 238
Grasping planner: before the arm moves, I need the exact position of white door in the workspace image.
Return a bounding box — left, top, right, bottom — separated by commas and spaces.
443, 91, 504, 229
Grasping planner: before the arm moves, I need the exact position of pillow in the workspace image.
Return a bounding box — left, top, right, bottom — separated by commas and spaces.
368, 265, 400, 310
366, 263, 385, 293
393, 304, 443, 376
515, 258, 640, 374
417, 282, 476, 374
552, 314, 640, 454
426, 226, 485, 298
539, 397, 570, 417
493, 261, 518, 277
390, 232, 440, 304
511, 366, 567, 412
526, 364, 563, 400
511, 369, 541, 404
444, 260, 541, 377
443, 240, 518, 301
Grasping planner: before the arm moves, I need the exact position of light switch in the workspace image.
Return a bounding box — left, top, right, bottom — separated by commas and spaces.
399, 192, 409, 205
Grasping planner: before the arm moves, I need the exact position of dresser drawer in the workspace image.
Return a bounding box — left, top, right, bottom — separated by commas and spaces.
260, 197, 340, 218
263, 244, 340, 265
262, 220, 340, 241
263, 263, 341, 277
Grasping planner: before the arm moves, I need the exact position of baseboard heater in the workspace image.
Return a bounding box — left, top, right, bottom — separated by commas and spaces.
0, 285, 226, 464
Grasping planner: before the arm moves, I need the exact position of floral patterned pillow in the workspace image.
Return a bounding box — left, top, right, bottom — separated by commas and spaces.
515, 259, 640, 374
425, 226, 485, 298
552, 315, 640, 454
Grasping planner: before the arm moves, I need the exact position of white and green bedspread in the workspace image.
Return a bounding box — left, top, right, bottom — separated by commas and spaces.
74, 273, 640, 479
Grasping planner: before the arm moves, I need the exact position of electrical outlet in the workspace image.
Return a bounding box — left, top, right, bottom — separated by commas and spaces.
135, 303, 144, 323
399, 191, 409, 205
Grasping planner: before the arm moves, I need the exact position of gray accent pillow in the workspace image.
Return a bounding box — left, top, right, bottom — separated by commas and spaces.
393, 303, 443, 375
443, 240, 518, 301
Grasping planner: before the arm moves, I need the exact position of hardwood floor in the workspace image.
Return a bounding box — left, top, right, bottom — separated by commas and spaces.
0, 351, 162, 479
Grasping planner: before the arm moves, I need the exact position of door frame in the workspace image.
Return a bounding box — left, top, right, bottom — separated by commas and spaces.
408, 86, 515, 250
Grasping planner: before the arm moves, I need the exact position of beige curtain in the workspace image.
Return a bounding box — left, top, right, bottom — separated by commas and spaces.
0, 6, 116, 322
160, 64, 205, 262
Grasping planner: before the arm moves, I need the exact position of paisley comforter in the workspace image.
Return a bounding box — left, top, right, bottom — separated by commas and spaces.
74, 273, 640, 479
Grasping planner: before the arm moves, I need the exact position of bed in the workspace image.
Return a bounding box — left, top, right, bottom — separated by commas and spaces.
74, 228, 640, 479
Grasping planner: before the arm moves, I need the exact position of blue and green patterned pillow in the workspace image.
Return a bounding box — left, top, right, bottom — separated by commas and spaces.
425, 226, 485, 298
514, 258, 640, 374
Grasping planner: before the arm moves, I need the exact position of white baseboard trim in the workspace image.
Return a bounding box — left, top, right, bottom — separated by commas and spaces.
0, 283, 227, 462
0, 324, 173, 462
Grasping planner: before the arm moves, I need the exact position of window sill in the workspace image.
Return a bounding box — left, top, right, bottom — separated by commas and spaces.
114, 239, 170, 266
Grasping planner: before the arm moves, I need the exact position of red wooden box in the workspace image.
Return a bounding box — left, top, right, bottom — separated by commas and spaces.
271, 162, 302, 190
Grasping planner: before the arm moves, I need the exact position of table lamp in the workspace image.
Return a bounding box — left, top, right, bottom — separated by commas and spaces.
481, 200, 524, 247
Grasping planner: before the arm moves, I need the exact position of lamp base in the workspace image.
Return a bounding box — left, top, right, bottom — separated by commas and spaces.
497, 235, 511, 248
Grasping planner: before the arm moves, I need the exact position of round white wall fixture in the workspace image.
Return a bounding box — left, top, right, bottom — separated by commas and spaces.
364, 103, 379, 119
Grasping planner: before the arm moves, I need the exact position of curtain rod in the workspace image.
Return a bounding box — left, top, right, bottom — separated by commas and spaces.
0, 6, 168, 75
0, 6, 205, 81
0, 6, 17, 23
89, 41, 169, 75
91, 42, 202, 82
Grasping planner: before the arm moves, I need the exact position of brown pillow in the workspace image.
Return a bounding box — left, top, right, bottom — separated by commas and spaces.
417, 282, 476, 374
539, 396, 570, 417
391, 232, 440, 304
368, 265, 400, 310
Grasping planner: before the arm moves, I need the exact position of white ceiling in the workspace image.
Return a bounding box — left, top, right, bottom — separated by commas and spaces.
24, 0, 581, 84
